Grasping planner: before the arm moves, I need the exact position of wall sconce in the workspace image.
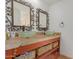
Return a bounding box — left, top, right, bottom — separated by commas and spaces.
59, 21, 64, 28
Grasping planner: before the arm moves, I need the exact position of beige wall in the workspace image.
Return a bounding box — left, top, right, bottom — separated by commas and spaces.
48, 0, 73, 58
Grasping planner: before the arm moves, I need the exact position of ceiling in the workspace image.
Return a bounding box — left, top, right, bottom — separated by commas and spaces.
41, 0, 61, 6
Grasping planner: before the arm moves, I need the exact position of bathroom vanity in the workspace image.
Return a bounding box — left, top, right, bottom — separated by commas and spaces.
6, 0, 60, 59
6, 34, 60, 59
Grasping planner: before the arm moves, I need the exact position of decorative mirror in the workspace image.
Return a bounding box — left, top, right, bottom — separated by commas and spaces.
6, 0, 34, 31
36, 9, 49, 31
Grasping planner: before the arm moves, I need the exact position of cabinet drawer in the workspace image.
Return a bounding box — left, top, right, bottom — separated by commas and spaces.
15, 51, 35, 59
53, 41, 59, 48
28, 51, 35, 59
38, 44, 52, 56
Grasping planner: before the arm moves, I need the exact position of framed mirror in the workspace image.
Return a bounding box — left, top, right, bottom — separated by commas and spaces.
12, 0, 34, 31
13, 1, 31, 27
6, 0, 34, 31
36, 9, 49, 31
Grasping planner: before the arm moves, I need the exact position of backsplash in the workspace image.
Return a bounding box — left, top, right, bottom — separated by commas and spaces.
6, 0, 49, 32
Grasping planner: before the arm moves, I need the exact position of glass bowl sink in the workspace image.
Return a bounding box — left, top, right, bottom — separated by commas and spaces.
19, 31, 55, 39
19, 31, 36, 38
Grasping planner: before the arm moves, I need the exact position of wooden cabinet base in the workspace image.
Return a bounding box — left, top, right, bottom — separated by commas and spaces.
6, 36, 60, 59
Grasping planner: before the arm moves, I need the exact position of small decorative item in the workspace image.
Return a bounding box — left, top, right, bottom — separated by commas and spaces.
6, 32, 10, 40
59, 21, 64, 28
10, 31, 15, 39
15, 32, 19, 37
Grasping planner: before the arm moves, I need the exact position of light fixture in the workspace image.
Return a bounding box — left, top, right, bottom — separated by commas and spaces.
59, 21, 64, 28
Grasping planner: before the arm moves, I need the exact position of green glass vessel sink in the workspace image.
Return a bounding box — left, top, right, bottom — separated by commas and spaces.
19, 31, 36, 38
19, 31, 54, 39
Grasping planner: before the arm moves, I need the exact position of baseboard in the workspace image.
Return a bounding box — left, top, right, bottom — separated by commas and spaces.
60, 53, 73, 59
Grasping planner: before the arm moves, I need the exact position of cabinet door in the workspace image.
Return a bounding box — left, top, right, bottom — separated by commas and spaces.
38, 44, 52, 56
37, 54, 57, 59
37, 51, 59, 59
51, 52, 59, 59
43, 51, 59, 59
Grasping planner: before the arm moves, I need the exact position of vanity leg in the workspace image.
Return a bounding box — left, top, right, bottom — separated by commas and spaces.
35, 49, 38, 59
58, 40, 60, 55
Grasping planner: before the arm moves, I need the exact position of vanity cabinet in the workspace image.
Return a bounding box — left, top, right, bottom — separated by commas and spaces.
6, 35, 60, 59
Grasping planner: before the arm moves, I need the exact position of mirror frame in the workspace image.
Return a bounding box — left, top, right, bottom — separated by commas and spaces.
36, 8, 49, 31
6, 0, 34, 31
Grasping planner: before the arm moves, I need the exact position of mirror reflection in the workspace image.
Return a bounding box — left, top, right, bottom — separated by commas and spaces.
36, 9, 49, 31
13, 1, 30, 26
39, 12, 47, 28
